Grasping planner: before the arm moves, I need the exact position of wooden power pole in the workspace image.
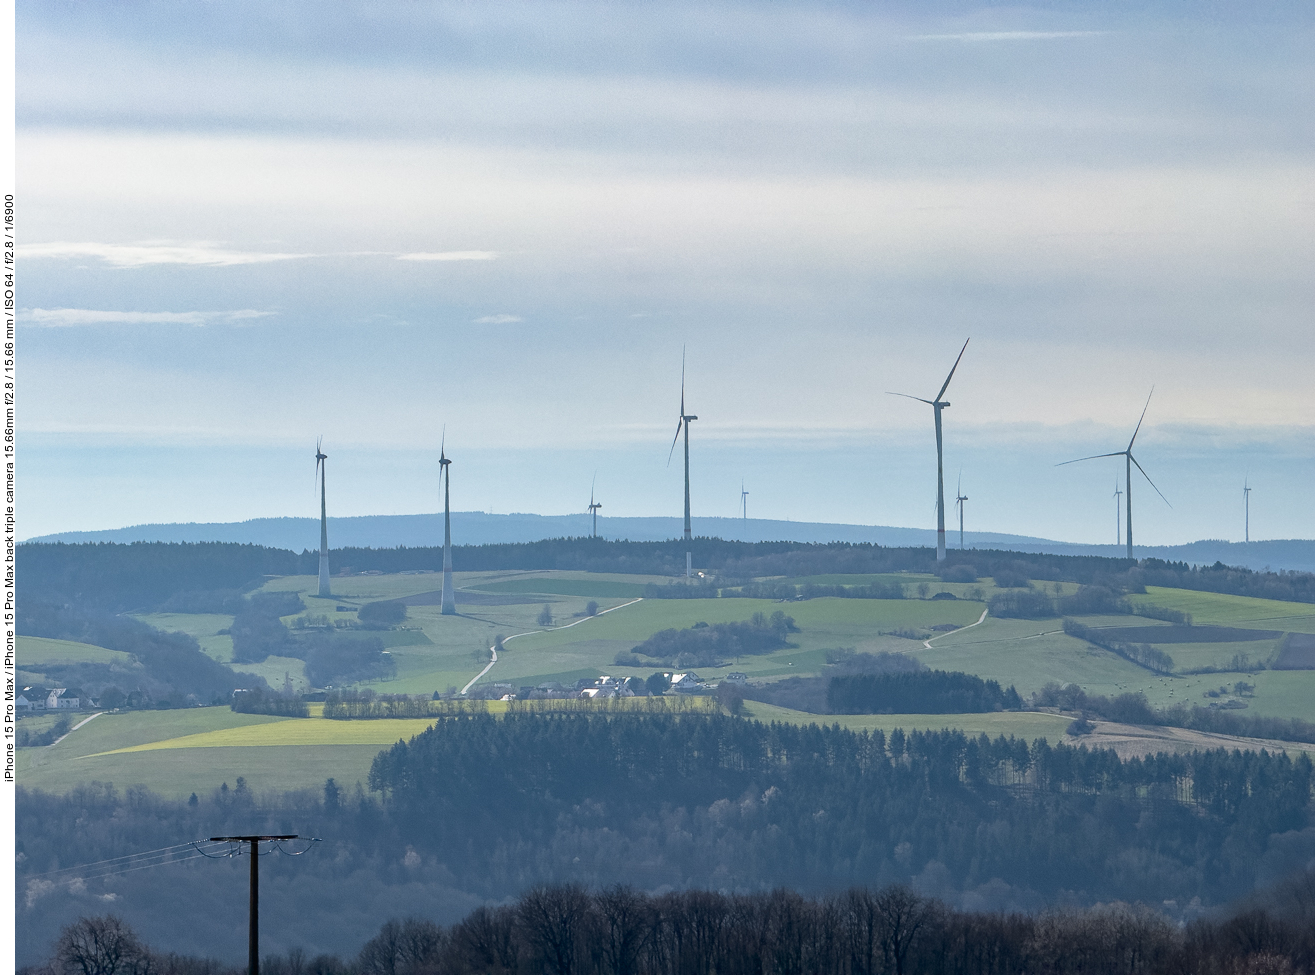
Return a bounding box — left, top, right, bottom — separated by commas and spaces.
209, 835, 300, 975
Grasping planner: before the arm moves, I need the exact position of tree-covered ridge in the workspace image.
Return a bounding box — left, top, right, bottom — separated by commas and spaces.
15, 713, 1315, 965
18, 541, 298, 611
367, 713, 1313, 907
20, 539, 1315, 612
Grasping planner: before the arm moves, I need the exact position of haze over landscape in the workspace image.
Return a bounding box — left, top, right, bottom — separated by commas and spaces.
14, 2, 1315, 973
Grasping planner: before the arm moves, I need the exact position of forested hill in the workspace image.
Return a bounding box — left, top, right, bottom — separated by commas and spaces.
367, 713, 1314, 911
18, 538, 1315, 612
18, 710, 1315, 964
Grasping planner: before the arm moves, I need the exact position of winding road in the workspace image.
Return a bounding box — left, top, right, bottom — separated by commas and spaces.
920, 606, 990, 650
459, 596, 644, 695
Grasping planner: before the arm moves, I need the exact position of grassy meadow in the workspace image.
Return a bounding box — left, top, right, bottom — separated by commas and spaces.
23, 566, 1315, 797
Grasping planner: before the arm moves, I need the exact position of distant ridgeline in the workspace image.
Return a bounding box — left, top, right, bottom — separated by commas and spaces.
17, 537, 1315, 612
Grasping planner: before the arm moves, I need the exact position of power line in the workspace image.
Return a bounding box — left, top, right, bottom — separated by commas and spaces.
206, 835, 317, 975
27, 842, 208, 879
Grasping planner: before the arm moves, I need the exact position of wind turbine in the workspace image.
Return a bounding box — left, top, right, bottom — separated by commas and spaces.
439, 432, 455, 615
741, 481, 749, 522
889, 338, 970, 562
1244, 478, 1252, 543
954, 472, 968, 550
1057, 389, 1169, 560
668, 348, 698, 578
314, 438, 331, 598
1114, 482, 1123, 547
588, 475, 602, 538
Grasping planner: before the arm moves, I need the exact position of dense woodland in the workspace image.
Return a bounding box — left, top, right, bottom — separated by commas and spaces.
23, 876, 1315, 975
16, 712, 1315, 967
18, 539, 1315, 613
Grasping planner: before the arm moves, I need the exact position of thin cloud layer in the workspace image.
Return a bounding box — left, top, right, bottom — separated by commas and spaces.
23, 308, 274, 327
15, 1, 1315, 542
397, 251, 498, 262
21, 241, 314, 268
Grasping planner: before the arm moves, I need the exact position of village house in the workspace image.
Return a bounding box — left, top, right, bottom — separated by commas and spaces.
16, 686, 50, 711
50, 688, 83, 709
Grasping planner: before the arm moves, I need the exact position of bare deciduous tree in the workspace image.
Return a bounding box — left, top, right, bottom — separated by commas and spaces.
54, 916, 154, 975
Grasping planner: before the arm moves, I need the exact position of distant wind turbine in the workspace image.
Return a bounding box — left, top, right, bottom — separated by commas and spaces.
1114, 482, 1123, 547
741, 482, 749, 522
1244, 478, 1252, 543
954, 472, 968, 550
315, 438, 331, 598
668, 348, 698, 578
588, 475, 602, 538
439, 432, 455, 615
889, 338, 970, 562
1057, 389, 1169, 560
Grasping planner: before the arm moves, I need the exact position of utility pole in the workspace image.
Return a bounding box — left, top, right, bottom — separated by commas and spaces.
209, 835, 300, 975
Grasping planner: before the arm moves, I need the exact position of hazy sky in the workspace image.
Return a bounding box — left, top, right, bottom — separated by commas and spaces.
17, 1, 1315, 545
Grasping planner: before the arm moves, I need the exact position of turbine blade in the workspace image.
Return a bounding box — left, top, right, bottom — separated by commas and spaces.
935, 338, 970, 402
1128, 387, 1154, 449
667, 419, 683, 466
886, 392, 936, 405
1055, 451, 1126, 467
680, 346, 686, 416
1130, 454, 1171, 507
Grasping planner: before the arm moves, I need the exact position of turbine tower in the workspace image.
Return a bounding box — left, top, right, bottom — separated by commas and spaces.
668, 348, 698, 578
588, 476, 602, 538
954, 472, 968, 550
741, 481, 749, 522
1244, 478, 1252, 543
1058, 389, 1169, 560
439, 434, 455, 615
315, 439, 331, 598
889, 338, 970, 562
1114, 482, 1123, 547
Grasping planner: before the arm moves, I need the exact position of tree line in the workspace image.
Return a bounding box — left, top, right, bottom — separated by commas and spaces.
27, 872, 1315, 975
826, 671, 1023, 715
21, 540, 1315, 615
1033, 681, 1315, 745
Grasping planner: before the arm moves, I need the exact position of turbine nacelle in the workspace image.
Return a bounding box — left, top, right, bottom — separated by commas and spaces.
887, 338, 970, 562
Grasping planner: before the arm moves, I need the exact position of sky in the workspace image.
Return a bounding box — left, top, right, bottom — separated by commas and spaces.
16, 1, 1315, 546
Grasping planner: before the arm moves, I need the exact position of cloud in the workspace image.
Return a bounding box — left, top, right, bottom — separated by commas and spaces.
910, 31, 1109, 42
473, 314, 522, 324
23, 308, 274, 327
396, 251, 498, 262
21, 241, 314, 267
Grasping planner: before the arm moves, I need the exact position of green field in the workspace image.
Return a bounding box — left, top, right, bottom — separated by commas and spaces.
19, 700, 1075, 799
41, 570, 1315, 796
1141, 587, 1315, 630
740, 702, 1073, 741
18, 635, 133, 668
473, 577, 649, 598
135, 613, 236, 662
